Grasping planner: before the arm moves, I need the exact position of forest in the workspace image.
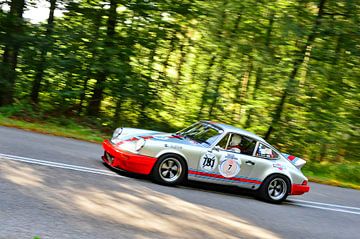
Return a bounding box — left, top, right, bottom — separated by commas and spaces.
0, 0, 359, 170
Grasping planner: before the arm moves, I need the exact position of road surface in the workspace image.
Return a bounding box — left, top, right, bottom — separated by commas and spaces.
0, 126, 359, 239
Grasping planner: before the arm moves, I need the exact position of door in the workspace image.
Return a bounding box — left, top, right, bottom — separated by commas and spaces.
196, 133, 259, 188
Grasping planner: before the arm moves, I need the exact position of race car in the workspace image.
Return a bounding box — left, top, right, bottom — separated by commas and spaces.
102, 121, 310, 203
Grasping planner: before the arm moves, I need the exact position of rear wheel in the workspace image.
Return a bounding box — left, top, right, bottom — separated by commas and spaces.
258, 175, 290, 203
152, 154, 186, 186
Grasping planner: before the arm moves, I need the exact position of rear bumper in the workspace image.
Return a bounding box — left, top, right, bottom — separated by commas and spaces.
290, 184, 310, 195
102, 140, 157, 175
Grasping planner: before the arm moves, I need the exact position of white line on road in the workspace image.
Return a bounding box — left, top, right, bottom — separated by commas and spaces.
291, 199, 360, 211
1, 153, 359, 216
287, 202, 360, 215
0, 153, 124, 178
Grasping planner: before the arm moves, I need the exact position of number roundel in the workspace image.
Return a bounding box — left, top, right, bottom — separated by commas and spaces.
199, 152, 218, 172
219, 154, 241, 178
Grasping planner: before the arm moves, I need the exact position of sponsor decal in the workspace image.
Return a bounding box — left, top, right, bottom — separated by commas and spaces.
218, 153, 241, 178
273, 163, 286, 171
199, 152, 218, 172
164, 144, 182, 149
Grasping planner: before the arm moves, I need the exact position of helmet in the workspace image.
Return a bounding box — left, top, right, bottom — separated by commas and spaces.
229, 134, 242, 147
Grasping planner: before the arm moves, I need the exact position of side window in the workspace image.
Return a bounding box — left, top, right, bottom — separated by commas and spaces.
239, 136, 257, 156
216, 133, 230, 149
216, 133, 257, 156
256, 143, 279, 159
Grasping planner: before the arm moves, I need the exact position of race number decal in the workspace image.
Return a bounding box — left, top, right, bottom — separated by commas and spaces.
219, 153, 241, 178
199, 152, 218, 171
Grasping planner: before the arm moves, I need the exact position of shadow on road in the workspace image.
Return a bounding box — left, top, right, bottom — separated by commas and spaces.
1, 159, 283, 239
102, 161, 260, 201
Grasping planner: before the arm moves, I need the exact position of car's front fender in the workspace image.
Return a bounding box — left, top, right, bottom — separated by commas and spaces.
155, 149, 188, 162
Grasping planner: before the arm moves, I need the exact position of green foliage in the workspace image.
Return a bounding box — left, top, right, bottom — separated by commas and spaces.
303, 161, 360, 189
0, 0, 358, 168
0, 101, 38, 118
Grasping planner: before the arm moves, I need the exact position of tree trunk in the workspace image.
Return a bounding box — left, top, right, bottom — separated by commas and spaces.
244, 68, 262, 128
138, 40, 158, 125
31, 0, 56, 104
171, 37, 188, 105
207, 10, 242, 119
160, 34, 176, 86
264, 0, 326, 140
77, 14, 102, 115
0, 0, 25, 106
87, 0, 117, 116
245, 10, 275, 128
197, 55, 216, 120
233, 61, 253, 122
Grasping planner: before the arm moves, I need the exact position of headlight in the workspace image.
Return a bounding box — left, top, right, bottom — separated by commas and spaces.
135, 138, 145, 151
112, 128, 123, 139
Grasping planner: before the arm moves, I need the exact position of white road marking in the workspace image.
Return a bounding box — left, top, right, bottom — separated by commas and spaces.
0, 153, 359, 215
291, 199, 360, 211
287, 202, 360, 215
286, 199, 360, 215
0, 153, 124, 178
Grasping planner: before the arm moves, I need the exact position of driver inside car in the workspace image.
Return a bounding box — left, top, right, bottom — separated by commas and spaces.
226, 134, 242, 153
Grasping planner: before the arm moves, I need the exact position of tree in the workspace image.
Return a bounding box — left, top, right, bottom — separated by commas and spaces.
30, 0, 57, 104
0, 0, 25, 106
87, 0, 118, 116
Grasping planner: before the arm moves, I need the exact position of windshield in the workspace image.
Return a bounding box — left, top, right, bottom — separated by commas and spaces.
177, 122, 223, 146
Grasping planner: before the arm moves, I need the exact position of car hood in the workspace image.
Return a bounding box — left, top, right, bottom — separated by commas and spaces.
111, 127, 163, 143
118, 127, 163, 137
111, 127, 205, 147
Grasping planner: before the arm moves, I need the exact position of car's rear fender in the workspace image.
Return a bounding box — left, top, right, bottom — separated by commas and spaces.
260, 173, 292, 191
249, 160, 293, 190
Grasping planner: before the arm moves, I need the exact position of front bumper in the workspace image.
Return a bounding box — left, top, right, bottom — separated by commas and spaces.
102, 140, 157, 175
290, 184, 310, 195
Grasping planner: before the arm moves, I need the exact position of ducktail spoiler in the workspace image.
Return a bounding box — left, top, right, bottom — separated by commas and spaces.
282, 153, 306, 170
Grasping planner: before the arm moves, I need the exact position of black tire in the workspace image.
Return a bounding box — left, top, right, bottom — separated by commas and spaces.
152, 154, 187, 186
258, 174, 290, 203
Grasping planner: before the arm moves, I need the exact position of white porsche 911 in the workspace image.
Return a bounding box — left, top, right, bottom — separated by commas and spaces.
102, 121, 310, 203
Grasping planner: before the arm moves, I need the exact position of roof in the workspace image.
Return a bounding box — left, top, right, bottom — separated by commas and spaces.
206, 121, 265, 142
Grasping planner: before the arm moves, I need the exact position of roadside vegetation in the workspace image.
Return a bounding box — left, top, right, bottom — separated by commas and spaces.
1, 105, 359, 190
0, 0, 359, 189
0, 104, 107, 143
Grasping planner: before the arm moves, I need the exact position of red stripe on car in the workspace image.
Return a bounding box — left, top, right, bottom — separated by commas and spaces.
188, 170, 262, 185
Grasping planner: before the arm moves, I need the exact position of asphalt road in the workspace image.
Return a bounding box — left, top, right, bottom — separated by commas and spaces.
0, 126, 359, 239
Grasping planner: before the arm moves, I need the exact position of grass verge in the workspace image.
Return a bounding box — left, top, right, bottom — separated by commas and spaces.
0, 115, 106, 143
0, 114, 358, 190
303, 161, 360, 190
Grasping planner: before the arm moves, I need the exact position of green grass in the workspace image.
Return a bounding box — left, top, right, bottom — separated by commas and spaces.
0, 114, 106, 143
0, 106, 359, 190
303, 161, 360, 190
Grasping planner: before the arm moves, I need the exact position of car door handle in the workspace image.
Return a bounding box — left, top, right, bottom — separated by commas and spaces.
246, 160, 255, 166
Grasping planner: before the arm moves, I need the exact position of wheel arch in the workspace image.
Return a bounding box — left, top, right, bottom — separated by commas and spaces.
261, 173, 292, 192
154, 152, 189, 177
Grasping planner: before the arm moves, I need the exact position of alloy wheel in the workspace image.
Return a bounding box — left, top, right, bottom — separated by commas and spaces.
158, 158, 182, 182
267, 178, 287, 201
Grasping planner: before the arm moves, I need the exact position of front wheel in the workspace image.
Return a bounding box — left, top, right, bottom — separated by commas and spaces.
258, 175, 290, 203
152, 154, 186, 186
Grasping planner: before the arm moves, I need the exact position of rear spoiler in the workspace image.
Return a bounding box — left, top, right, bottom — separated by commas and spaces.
282, 153, 306, 170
